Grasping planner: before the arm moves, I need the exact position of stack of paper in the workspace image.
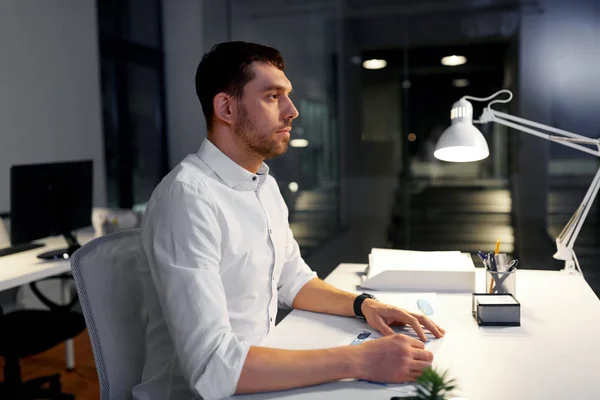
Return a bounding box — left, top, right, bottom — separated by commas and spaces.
362, 248, 476, 292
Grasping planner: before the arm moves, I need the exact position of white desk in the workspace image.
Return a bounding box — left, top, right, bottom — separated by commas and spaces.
0, 230, 95, 368
237, 263, 600, 400
0, 233, 89, 291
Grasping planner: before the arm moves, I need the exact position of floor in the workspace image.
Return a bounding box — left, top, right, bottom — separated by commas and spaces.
5, 178, 600, 399
0, 331, 99, 399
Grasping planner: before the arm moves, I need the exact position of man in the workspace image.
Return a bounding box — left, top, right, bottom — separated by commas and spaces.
134, 41, 445, 400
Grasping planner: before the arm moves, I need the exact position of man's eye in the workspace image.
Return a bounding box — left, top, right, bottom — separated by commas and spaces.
269, 94, 279, 100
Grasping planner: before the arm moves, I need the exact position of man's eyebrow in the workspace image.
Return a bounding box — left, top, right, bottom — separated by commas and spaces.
260, 84, 293, 94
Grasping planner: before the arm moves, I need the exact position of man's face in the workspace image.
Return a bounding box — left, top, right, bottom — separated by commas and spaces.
233, 62, 299, 160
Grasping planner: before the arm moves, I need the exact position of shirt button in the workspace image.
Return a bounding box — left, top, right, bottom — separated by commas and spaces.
269, 229, 272, 234
252, 176, 257, 181
270, 317, 273, 322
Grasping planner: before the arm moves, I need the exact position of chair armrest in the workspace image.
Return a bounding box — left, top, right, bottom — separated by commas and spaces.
29, 274, 79, 312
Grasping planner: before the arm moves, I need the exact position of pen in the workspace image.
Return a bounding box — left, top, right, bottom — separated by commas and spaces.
358, 379, 387, 387
488, 252, 497, 271
477, 251, 489, 269
488, 252, 497, 293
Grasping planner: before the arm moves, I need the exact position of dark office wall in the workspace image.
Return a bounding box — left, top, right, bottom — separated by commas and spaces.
338, 10, 514, 223
545, 0, 600, 160
163, 0, 207, 167
0, 0, 106, 213
513, 0, 600, 268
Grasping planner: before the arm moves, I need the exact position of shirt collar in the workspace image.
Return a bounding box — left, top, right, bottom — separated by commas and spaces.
197, 138, 270, 190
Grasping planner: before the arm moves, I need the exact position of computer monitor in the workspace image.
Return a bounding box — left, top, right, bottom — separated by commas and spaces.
9, 160, 93, 260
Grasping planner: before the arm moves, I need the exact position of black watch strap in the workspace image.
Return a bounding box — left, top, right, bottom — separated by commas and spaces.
353, 293, 376, 319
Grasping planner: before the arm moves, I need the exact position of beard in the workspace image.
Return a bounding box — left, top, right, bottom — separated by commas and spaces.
234, 103, 290, 160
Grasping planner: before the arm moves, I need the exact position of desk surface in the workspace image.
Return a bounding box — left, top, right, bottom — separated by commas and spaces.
0, 230, 95, 291
237, 264, 600, 400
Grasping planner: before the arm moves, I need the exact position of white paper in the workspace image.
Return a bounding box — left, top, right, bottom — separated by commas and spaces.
342, 326, 443, 354
476, 295, 518, 305
373, 292, 437, 315
341, 326, 443, 396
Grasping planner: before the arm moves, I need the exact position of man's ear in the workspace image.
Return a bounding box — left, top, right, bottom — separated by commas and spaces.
213, 93, 235, 125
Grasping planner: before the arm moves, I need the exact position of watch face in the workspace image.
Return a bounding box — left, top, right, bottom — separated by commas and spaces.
350, 330, 372, 345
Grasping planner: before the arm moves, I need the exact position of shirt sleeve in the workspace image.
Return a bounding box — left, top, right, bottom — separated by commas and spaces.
276, 224, 318, 309
140, 181, 250, 400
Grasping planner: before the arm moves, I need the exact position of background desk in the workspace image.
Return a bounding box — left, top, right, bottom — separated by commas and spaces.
237, 264, 600, 400
0, 233, 87, 291
0, 230, 95, 368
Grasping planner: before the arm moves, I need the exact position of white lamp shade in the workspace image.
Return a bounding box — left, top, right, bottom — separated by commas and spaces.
434, 98, 490, 162
434, 123, 489, 162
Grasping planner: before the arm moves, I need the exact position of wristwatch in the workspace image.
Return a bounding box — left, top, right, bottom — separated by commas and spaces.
353, 293, 377, 319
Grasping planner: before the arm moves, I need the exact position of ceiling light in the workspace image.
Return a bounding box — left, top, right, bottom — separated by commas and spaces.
362, 59, 387, 70
441, 55, 467, 67
288, 182, 299, 193
452, 78, 470, 88
290, 138, 309, 148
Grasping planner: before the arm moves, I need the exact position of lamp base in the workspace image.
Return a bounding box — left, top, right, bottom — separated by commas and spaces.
561, 260, 581, 275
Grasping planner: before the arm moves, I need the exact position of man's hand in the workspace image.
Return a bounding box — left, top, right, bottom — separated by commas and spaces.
357, 334, 434, 383
361, 299, 445, 341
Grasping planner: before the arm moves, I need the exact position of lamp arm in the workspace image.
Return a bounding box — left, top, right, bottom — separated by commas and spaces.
560, 165, 600, 250
479, 107, 600, 275
489, 109, 597, 143
482, 109, 600, 157
548, 165, 600, 275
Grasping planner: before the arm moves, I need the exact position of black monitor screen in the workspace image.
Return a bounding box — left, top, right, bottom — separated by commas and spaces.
10, 160, 93, 245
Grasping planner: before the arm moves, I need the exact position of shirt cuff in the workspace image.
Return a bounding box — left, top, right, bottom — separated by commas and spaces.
194, 334, 251, 400
278, 266, 317, 309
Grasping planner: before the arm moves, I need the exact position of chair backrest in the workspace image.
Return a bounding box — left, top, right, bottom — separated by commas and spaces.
71, 229, 146, 400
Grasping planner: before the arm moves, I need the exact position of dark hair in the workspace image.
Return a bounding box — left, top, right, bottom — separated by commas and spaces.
195, 41, 285, 131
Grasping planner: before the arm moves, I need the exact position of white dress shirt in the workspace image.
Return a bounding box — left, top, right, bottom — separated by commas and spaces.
133, 138, 317, 400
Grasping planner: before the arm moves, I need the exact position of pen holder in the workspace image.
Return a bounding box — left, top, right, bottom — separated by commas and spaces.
486, 268, 516, 295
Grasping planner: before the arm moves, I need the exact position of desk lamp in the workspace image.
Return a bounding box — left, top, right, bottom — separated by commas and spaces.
434, 89, 600, 275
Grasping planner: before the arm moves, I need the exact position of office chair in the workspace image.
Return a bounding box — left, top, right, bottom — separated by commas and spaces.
70, 229, 146, 400
0, 276, 86, 399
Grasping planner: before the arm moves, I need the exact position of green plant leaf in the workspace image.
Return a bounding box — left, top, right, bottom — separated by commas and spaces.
414, 367, 458, 400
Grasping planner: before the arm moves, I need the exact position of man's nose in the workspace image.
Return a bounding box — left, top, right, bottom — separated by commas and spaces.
284, 97, 299, 120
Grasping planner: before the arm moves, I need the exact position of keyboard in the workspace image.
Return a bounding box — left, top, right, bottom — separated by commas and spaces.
0, 243, 45, 257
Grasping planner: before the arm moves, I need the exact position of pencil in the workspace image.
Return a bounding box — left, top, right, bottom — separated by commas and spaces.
495, 238, 501, 255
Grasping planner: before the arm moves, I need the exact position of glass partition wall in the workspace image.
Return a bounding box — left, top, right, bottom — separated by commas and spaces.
203, 1, 600, 297
217, 0, 344, 257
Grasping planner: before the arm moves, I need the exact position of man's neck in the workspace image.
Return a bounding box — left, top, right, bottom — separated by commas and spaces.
207, 131, 263, 174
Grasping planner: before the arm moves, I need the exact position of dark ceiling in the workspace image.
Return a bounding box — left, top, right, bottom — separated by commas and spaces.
362, 40, 510, 76
238, 0, 540, 20
361, 40, 510, 97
